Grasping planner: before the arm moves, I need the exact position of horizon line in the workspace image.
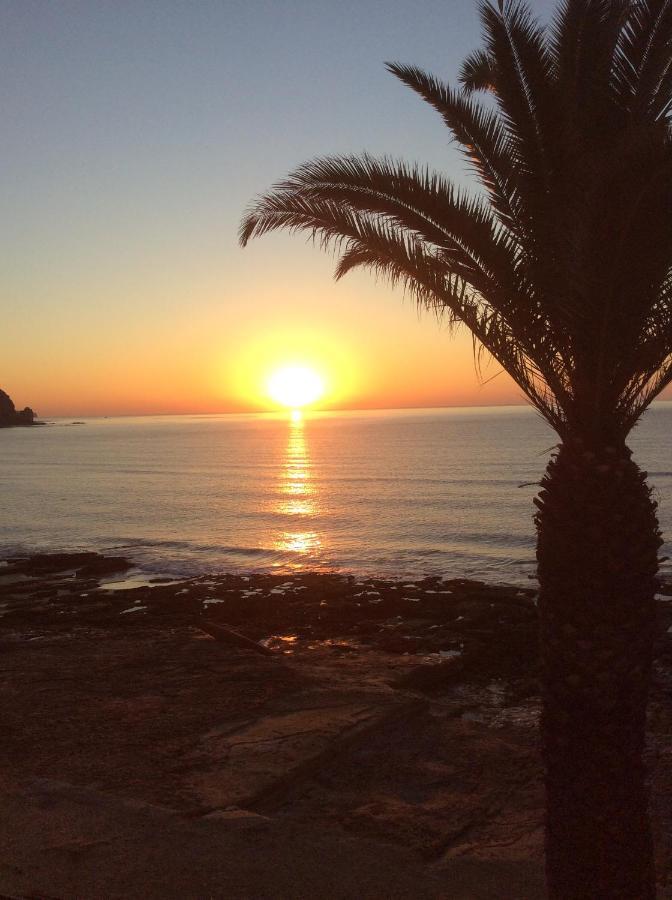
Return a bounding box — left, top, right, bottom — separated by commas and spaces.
35, 396, 672, 420
39, 399, 531, 419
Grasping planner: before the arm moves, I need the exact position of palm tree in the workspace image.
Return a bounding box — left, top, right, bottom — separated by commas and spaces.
240, 1, 672, 895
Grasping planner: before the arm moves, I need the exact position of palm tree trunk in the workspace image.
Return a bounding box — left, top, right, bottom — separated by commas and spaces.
535, 438, 661, 899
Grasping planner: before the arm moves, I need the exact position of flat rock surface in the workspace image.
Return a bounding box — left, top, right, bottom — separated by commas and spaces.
0, 779, 450, 899
186, 691, 426, 809
2, 553, 672, 898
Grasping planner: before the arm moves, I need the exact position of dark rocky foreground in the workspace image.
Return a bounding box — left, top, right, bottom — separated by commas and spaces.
1, 552, 672, 898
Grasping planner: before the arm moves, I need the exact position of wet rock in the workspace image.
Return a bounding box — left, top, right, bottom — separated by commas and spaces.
6, 553, 130, 577
353, 620, 380, 636
393, 657, 464, 691
377, 633, 422, 654
75, 556, 131, 578
450, 599, 497, 625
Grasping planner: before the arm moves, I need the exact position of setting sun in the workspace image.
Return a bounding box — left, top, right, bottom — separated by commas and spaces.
267, 365, 325, 409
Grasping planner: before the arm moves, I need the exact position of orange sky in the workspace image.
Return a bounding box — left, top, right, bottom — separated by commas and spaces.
7, 232, 669, 417
4, 231, 525, 417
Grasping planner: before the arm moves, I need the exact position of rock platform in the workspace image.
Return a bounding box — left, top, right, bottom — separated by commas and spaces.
1, 552, 671, 898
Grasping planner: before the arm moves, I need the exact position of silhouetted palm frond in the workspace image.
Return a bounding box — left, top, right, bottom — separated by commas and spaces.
241, 0, 672, 444
458, 48, 497, 91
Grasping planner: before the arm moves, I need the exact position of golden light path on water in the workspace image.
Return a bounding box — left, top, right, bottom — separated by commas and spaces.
273, 411, 322, 562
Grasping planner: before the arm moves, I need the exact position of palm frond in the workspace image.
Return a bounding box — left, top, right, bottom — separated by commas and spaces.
478, 0, 556, 185
615, 0, 672, 119
458, 49, 497, 92
552, 0, 627, 129
241, 156, 572, 424
241, 0, 672, 443
252, 154, 517, 285
385, 62, 521, 231
325, 209, 564, 427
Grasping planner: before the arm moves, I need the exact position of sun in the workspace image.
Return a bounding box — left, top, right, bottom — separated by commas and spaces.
267, 365, 325, 409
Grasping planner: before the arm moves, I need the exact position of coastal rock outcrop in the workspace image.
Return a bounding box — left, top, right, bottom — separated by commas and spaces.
0, 389, 36, 427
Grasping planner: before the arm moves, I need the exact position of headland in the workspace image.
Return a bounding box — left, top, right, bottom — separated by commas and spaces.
0, 388, 38, 427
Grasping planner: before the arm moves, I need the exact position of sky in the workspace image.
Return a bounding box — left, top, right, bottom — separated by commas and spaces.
0, 0, 612, 417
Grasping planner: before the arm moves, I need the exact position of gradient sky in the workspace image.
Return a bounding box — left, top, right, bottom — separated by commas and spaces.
6, 0, 645, 417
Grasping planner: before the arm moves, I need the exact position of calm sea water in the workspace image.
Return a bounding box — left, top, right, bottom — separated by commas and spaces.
1, 405, 670, 586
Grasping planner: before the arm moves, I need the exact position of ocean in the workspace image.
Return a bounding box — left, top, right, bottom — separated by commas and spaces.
1, 404, 670, 586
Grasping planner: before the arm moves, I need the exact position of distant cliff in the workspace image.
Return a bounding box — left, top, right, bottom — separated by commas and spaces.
0, 389, 37, 427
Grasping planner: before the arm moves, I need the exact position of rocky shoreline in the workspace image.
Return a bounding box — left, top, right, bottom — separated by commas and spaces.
2, 552, 672, 897
1, 551, 543, 681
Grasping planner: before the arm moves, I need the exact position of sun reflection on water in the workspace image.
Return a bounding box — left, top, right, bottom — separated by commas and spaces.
273, 413, 322, 563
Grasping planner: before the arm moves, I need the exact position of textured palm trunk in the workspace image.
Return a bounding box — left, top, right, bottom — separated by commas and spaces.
535, 439, 661, 899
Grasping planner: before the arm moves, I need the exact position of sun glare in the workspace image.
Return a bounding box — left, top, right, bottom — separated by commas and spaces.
267, 365, 325, 409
